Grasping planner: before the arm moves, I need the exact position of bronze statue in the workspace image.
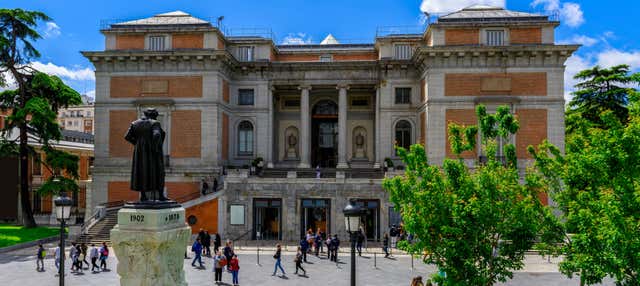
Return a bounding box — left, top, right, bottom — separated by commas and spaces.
124, 108, 167, 202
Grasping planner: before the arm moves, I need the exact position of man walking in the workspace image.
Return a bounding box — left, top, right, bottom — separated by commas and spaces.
54, 244, 61, 273
299, 236, 309, 263
191, 238, 204, 268
89, 244, 100, 272
203, 230, 212, 257
36, 244, 45, 271
390, 224, 398, 248
330, 234, 340, 262
356, 228, 364, 256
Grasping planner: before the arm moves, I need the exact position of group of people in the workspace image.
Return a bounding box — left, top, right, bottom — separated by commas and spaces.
382, 223, 408, 257
189, 231, 239, 286
36, 242, 109, 274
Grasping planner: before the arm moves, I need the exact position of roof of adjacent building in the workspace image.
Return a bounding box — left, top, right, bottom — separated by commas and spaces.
61, 130, 94, 144
111, 10, 212, 28
438, 5, 549, 23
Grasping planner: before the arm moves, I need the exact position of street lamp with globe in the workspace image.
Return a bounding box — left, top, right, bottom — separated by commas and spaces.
343, 199, 363, 286
54, 180, 72, 286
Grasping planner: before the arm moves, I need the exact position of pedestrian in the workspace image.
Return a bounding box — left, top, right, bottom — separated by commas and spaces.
197, 228, 205, 245
191, 238, 204, 268
299, 236, 309, 263
383, 232, 390, 258
316, 164, 321, 178
89, 243, 100, 272
212, 250, 226, 284
214, 233, 222, 254
212, 178, 218, 192
54, 244, 61, 272
356, 228, 364, 256
36, 244, 45, 271
272, 244, 285, 276
223, 240, 234, 270
330, 234, 340, 262
80, 243, 89, 269
229, 254, 239, 286
325, 235, 332, 259
314, 230, 322, 256
203, 230, 212, 256
294, 246, 306, 276
99, 242, 109, 270
69, 242, 78, 272
75, 244, 84, 273
390, 224, 398, 248
201, 179, 209, 195
411, 276, 424, 286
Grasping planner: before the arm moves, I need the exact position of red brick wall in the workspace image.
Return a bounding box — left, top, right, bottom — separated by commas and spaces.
109, 110, 137, 158
445, 73, 547, 96
171, 110, 202, 158
510, 28, 542, 44
110, 76, 203, 98
166, 182, 200, 203
445, 29, 479, 45
221, 113, 229, 161
108, 181, 138, 202
222, 79, 230, 103
79, 155, 89, 180
185, 199, 219, 234
108, 181, 200, 203
115, 34, 145, 50
445, 109, 477, 159
172, 33, 204, 49
420, 112, 426, 145
516, 109, 547, 159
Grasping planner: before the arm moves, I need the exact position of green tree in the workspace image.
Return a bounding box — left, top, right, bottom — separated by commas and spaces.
383, 105, 561, 286
531, 94, 640, 285
0, 9, 82, 227
567, 65, 640, 132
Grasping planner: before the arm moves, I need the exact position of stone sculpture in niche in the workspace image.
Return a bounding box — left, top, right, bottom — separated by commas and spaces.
353, 127, 367, 159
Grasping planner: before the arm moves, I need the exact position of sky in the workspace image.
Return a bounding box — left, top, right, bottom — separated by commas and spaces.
2, 0, 639, 101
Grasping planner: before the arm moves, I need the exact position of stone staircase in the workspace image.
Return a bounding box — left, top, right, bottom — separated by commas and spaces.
76, 208, 119, 244
259, 168, 384, 179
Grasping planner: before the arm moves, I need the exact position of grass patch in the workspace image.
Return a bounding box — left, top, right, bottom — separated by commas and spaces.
0, 224, 60, 248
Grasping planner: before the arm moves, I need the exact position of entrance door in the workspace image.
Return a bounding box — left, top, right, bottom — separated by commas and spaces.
356, 199, 380, 241
300, 199, 330, 238
312, 100, 338, 167
253, 199, 281, 240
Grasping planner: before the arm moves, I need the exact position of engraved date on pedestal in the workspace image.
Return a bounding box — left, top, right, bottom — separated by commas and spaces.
165, 213, 180, 223
130, 214, 145, 223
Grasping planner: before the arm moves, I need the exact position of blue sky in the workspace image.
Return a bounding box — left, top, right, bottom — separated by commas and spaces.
2, 0, 639, 100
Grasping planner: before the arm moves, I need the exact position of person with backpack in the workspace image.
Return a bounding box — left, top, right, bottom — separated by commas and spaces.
325, 235, 332, 259
99, 242, 109, 270
356, 228, 365, 256
294, 246, 306, 276
272, 244, 285, 276
36, 244, 45, 271
212, 250, 226, 284
89, 243, 100, 272
223, 240, 234, 270
191, 238, 204, 268
229, 254, 239, 286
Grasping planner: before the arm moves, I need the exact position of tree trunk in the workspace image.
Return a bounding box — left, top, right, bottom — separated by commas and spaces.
19, 125, 36, 228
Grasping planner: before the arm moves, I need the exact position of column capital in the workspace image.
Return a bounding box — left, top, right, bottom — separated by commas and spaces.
336, 83, 350, 90
298, 85, 312, 91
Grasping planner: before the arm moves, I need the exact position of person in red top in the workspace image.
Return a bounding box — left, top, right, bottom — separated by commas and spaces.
229, 254, 239, 286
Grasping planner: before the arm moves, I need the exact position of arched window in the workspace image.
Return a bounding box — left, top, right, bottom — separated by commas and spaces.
238, 121, 253, 156
395, 120, 412, 153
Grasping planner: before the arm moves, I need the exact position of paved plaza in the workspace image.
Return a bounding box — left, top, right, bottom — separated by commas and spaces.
0, 243, 615, 286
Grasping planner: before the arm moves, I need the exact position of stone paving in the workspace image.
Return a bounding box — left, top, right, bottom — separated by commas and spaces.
0, 243, 615, 286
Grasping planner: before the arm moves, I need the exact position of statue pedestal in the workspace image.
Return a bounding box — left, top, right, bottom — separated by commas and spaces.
110, 202, 191, 286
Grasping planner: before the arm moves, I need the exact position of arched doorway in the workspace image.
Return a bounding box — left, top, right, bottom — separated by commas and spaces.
312, 100, 338, 167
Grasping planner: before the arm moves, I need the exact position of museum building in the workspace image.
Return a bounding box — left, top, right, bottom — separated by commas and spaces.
83, 5, 578, 240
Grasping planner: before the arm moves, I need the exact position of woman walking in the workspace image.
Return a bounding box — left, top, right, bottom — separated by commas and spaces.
214, 233, 222, 254
212, 250, 226, 284
229, 254, 239, 286
272, 244, 285, 276
294, 246, 306, 276
89, 244, 100, 272
99, 242, 109, 270
383, 232, 390, 258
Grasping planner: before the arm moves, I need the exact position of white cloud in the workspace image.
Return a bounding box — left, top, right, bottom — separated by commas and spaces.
563, 54, 591, 100
85, 90, 95, 99
420, 0, 505, 14
43, 22, 61, 38
558, 34, 598, 47
531, 0, 584, 28
596, 49, 640, 70
281, 33, 313, 45
29, 61, 95, 81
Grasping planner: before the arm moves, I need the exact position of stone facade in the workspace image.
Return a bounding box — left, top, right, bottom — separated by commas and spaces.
84, 6, 578, 240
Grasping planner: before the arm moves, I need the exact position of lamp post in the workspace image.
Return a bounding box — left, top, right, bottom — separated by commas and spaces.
343, 200, 363, 286
54, 191, 72, 286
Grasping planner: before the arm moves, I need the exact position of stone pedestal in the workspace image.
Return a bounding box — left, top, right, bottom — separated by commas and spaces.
110, 203, 191, 286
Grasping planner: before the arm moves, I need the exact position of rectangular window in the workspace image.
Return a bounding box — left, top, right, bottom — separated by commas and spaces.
32, 154, 41, 176
284, 99, 300, 107
238, 46, 254, 61
394, 44, 412, 60
238, 89, 255, 106
319, 55, 333, 62
486, 30, 505, 46
149, 36, 166, 51
351, 98, 369, 106
395, 87, 411, 104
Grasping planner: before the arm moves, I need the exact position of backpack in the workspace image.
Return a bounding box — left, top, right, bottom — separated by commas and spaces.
101, 247, 109, 256
38, 248, 46, 259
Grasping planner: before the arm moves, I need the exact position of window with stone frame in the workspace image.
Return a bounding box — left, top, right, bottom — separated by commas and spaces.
149, 35, 167, 51
319, 55, 333, 62
238, 121, 254, 156
394, 120, 412, 154
394, 44, 413, 60
395, 87, 412, 104
238, 89, 255, 106
238, 46, 255, 61
486, 30, 505, 46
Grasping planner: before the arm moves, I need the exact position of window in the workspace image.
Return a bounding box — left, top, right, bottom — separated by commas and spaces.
238, 46, 254, 61
86, 111, 92, 117
283, 99, 300, 107
149, 35, 166, 51
230, 205, 245, 225
395, 120, 412, 153
238, 121, 254, 156
74, 121, 79, 126
319, 55, 333, 62
394, 44, 412, 60
395, 88, 411, 104
486, 30, 505, 46
351, 98, 369, 107
32, 154, 41, 176
238, 89, 255, 106
78, 111, 83, 117
66, 121, 71, 126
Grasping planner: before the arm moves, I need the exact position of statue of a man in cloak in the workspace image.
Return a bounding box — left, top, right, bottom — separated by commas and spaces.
124, 108, 167, 202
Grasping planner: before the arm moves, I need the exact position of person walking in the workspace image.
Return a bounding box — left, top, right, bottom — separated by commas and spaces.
99, 242, 109, 270
411, 276, 425, 286
212, 250, 226, 284
299, 236, 309, 263
81, 243, 89, 269
75, 244, 84, 273
203, 231, 212, 257
191, 238, 204, 268
54, 244, 61, 272
325, 235, 332, 259
383, 232, 390, 258
89, 244, 100, 272
69, 242, 78, 272
36, 244, 45, 271
356, 228, 364, 256
212, 178, 218, 192
229, 254, 240, 286
390, 224, 398, 248
330, 234, 340, 262
314, 230, 322, 256
272, 244, 285, 276
223, 240, 234, 270
294, 246, 307, 275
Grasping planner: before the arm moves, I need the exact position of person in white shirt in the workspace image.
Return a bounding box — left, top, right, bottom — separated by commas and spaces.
89, 244, 100, 272
54, 245, 61, 271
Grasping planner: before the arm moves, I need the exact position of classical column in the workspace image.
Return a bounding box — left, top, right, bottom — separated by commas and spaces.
373, 85, 381, 168
266, 86, 275, 168
298, 85, 312, 168
337, 84, 349, 168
